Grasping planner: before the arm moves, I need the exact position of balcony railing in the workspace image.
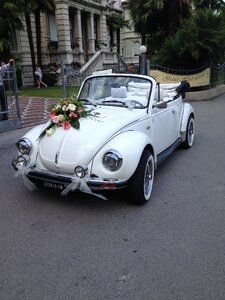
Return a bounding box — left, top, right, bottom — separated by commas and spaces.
90, 0, 102, 4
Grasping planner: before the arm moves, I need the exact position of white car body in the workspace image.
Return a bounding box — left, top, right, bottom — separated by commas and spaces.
12, 73, 195, 204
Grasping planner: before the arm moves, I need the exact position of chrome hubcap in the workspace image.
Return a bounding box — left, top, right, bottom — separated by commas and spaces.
188, 119, 194, 145
144, 156, 154, 198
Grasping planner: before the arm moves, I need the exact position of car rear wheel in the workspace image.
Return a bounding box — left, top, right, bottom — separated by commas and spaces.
128, 150, 155, 205
181, 115, 195, 149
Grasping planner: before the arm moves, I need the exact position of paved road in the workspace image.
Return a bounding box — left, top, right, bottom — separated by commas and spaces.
0, 95, 225, 299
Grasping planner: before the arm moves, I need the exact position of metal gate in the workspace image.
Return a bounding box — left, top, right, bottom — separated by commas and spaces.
59, 60, 83, 98
0, 63, 21, 133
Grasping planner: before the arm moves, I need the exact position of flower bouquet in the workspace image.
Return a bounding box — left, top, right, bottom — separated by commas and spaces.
38, 95, 92, 138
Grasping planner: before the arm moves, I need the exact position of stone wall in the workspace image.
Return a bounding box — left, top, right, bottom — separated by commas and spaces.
185, 85, 225, 101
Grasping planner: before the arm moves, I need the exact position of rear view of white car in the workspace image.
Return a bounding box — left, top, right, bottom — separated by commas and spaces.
12, 73, 195, 205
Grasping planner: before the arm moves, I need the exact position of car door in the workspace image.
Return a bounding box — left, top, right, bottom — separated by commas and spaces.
169, 98, 183, 140
151, 103, 178, 155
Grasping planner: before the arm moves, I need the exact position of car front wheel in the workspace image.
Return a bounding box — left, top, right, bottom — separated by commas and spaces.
128, 150, 155, 205
181, 115, 195, 149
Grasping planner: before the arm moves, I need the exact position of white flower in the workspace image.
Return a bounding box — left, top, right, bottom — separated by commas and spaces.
55, 104, 61, 110
68, 104, 76, 111
62, 105, 68, 111
46, 127, 54, 136
58, 114, 64, 121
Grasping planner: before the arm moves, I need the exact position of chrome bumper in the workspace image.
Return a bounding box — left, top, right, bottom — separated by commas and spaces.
26, 167, 127, 191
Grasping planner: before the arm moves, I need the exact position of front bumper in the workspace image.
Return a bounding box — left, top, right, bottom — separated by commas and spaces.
26, 167, 127, 191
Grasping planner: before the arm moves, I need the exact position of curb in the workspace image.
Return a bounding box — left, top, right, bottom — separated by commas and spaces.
185, 84, 225, 101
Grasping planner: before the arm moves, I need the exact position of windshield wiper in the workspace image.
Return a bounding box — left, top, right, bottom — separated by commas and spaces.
102, 100, 126, 106
79, 98, 97, 106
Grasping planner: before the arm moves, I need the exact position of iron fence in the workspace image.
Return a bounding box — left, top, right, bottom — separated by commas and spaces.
0, 63, 21, 133
149, 63, 225, 90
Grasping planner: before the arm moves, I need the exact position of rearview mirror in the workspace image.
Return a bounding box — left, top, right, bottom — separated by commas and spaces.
156, 101, 167, 109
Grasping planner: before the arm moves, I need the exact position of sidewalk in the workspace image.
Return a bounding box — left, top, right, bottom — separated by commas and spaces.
16, 96, 57, 128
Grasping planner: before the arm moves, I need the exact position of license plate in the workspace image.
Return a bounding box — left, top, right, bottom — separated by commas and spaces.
43, 181, 64, 190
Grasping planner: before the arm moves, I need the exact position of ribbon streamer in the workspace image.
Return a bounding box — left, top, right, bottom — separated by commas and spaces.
15, 165, 37, 191
15, 164, 107, 200
61, 177, 108, 200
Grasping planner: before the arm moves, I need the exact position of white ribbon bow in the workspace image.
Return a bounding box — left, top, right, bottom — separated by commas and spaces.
15, 165, 37, 191
61, 177, 107, 200
15, 165, 107, 200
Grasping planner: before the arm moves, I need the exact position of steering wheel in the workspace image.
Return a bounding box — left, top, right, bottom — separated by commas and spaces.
127, 100, 145, 108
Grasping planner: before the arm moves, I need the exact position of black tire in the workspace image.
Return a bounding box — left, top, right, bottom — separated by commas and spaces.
128, 150, 155, 205
180, 115, 195, 149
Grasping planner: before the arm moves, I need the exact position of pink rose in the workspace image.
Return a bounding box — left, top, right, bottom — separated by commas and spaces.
77, 107, 83, 113
50, 111, 56, 120
69, 112, 78, 118
62, 121, 71, 130
52, 116, 60, 123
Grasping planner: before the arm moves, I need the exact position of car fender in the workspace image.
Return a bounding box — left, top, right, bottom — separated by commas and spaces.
91, 130, 154, 180
18, 124, 46, 163
180, 102, 194, 135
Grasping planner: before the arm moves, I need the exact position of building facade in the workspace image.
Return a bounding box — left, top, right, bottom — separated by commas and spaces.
11, 0, 140, 86
121, 0, 141, 65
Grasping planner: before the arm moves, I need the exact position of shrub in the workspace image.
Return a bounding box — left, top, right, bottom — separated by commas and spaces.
42, 72, 57, 86
16, 69, 22, 88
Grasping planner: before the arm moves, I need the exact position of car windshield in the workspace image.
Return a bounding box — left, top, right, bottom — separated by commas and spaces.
78, 75, 152, 108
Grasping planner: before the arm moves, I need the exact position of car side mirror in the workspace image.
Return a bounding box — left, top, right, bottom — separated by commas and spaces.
156, 101, 167, 109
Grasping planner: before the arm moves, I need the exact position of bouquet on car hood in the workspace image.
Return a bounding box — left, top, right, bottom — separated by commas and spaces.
38, 95, 92, 138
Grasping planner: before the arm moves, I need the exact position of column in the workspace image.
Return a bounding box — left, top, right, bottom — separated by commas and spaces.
96, 15, 103, 50
74, 9, 84, 53
55, 1, 73, 62
88, 13, 95, 56
99, 13, 109, 51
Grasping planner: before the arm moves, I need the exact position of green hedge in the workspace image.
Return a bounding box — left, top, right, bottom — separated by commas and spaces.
42, 72, 57, 86
17, 69, 22, 88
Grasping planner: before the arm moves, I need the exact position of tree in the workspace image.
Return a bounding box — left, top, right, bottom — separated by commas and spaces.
127, 0, 192, 51
193, 0, 225, 10
15, 0, 37, 84
34, 0, 55, 67
166, 0, 191, 36
106, 14, 130, 54
0, 1, 23, 61
157, 9, 225, 67
25, 5, 37, 84
127, 0, 164, 44
17, 0, 55, 84
0, 0, 37, 83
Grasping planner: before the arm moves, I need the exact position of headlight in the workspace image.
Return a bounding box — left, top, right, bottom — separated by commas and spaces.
75, 165, 88, 178
13, 155, 30, 168
16, 138, 32, 155
103, 149, 122, 171
18, 155, 30, 166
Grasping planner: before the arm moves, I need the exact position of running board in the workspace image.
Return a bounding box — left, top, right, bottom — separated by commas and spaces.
157, 138, 181, 166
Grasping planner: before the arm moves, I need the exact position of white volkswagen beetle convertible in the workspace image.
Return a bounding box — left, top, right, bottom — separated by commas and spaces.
12, 73, 195, 204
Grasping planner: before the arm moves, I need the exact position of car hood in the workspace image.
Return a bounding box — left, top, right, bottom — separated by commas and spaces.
37, 106, 145, 173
